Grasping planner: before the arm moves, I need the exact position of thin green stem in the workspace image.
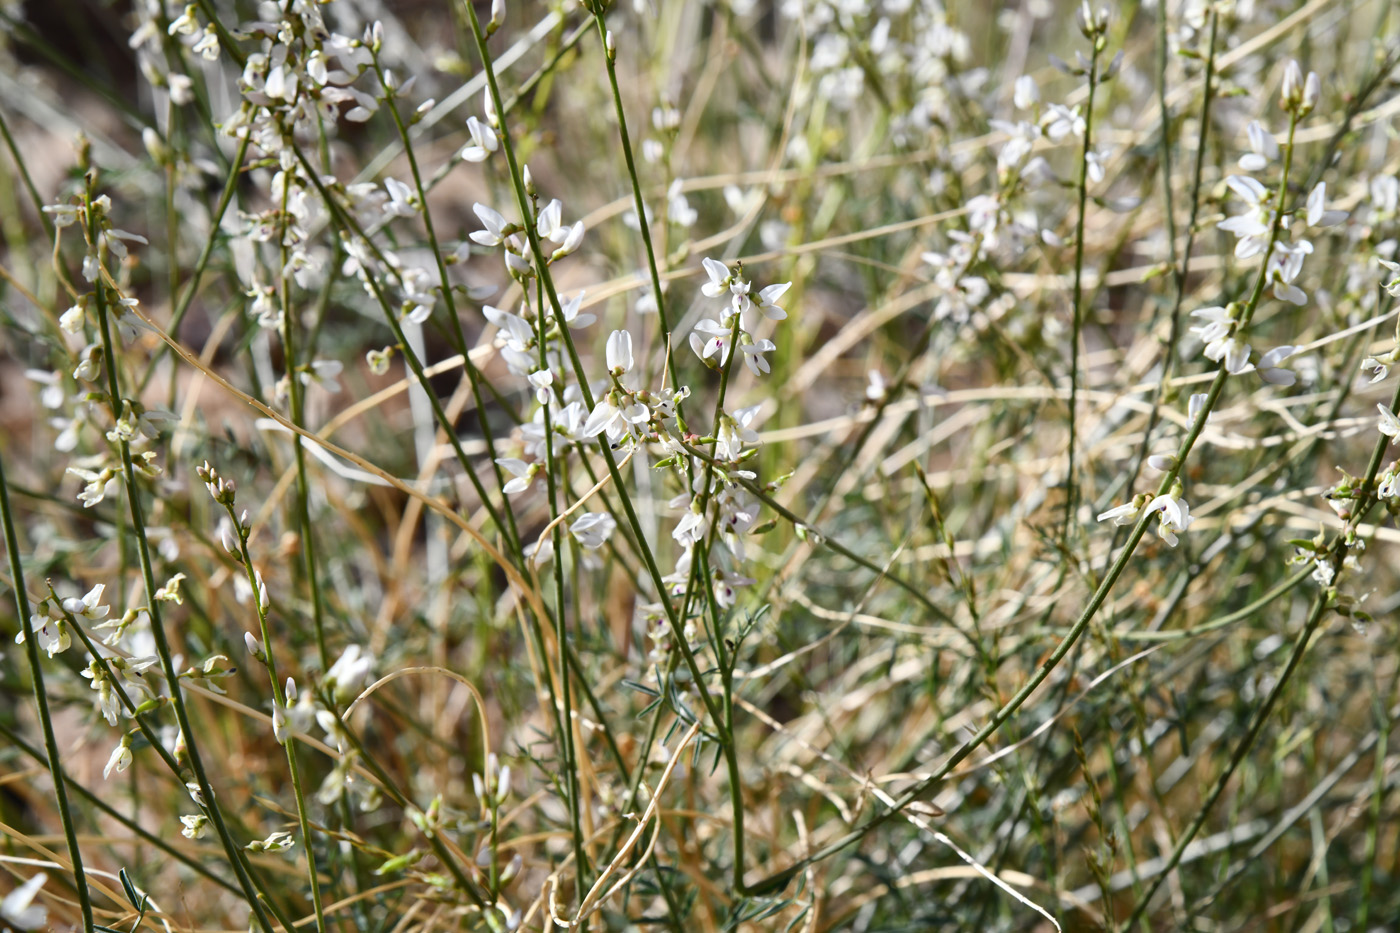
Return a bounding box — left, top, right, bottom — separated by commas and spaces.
0, 456, 95, 933
276, 157, 331, 671
1063, 40, 1101, 547
228, 503, 327, 933
587, 6, 682, 399
532, 267, 589, 891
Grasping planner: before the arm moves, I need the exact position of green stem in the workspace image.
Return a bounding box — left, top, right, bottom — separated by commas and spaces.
229, 504, 327, 933
0, 456, 95, 933
276, 151, 331, 670
587, 6, 683, 399
1063, 41, 1101, 547
533, 264, 589, 891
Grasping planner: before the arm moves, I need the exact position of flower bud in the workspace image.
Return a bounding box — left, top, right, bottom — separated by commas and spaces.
103, 737, 133, 779
1147, 454, 1177, 472
1301, 71, 1320, 115
488, 0, 505, 35
245, 631, 266, 662
1281, 60, 1304, 111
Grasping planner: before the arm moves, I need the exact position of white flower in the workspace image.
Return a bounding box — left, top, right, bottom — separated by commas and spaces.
301, 359, 344, 393
60, 303, 85, 333
537, 199, 565, 241
740, 338, 776, 377
1013, 74, 1038, 110
1303, 71, 1321, 112
1042, 103, 1085, 141
113, 298, 153, 343
690, 318, 732, 366
569, 512, 616, 550
672, 503, 707, 547
0, 873, 48, 931
383, 177, 418, 218
1203, 334, 1251, 374
1305, 182, 1347, 227
1218, 175, 1274, 258
1086, 149, 1107, 184
701, 257, 733, 298
1282, 60, 1304, 107
1360, 358, 1389, 384
528, 370, 554, 405
716, 404, 763, 461
758, 281, 792, 315
1256, 346, 1297, 386
1096, 501, 1140, 526
606, 330, 635, 375
326, 645, 375, 701
1381, 259, 1400, 298
524, 537, 553, 567
559, 291, 595, 328
25, 369, 64, 410
1147, 454, 1177, 472
1146, 494, 1193, 547
1188, 392, 1213, 425
1188, 305, 1235, 344
866, 370, 887, 401
581, 399, 627, 441
63, 583, 110, 621
1378, 468, 1399, 499
247, 830, 296, 852
273, 703, 290, 744
103, 741, 133, 779
482, 304, 534, 352
461, 115, 498, 162
1267, 240, 1312, 305
180, 814, 210, 839
712, 568, 757, 608
1239, 121, 1278, 172
470, 203, 510, 247
17, 611, 70, 657
551, 221, 585, 259
155, 572, 187, 604
43, 202, 81, 227
496, 458, 536, 495
1378, 404, 1400, 442
667, 179, 698, 228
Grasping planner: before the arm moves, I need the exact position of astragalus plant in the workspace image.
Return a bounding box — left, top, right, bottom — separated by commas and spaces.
2, 0, 1400, 930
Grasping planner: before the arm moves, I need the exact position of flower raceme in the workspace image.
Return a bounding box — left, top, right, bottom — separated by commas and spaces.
689, 258, 792, 378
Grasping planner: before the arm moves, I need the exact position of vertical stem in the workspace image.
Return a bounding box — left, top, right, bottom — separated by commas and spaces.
230, 509, 328, 933
587, 7, 683, 401
0, 456, 95, 933
277, 161, 331, 670
532, 270, 589, 892
1063, 42, 1101, 546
